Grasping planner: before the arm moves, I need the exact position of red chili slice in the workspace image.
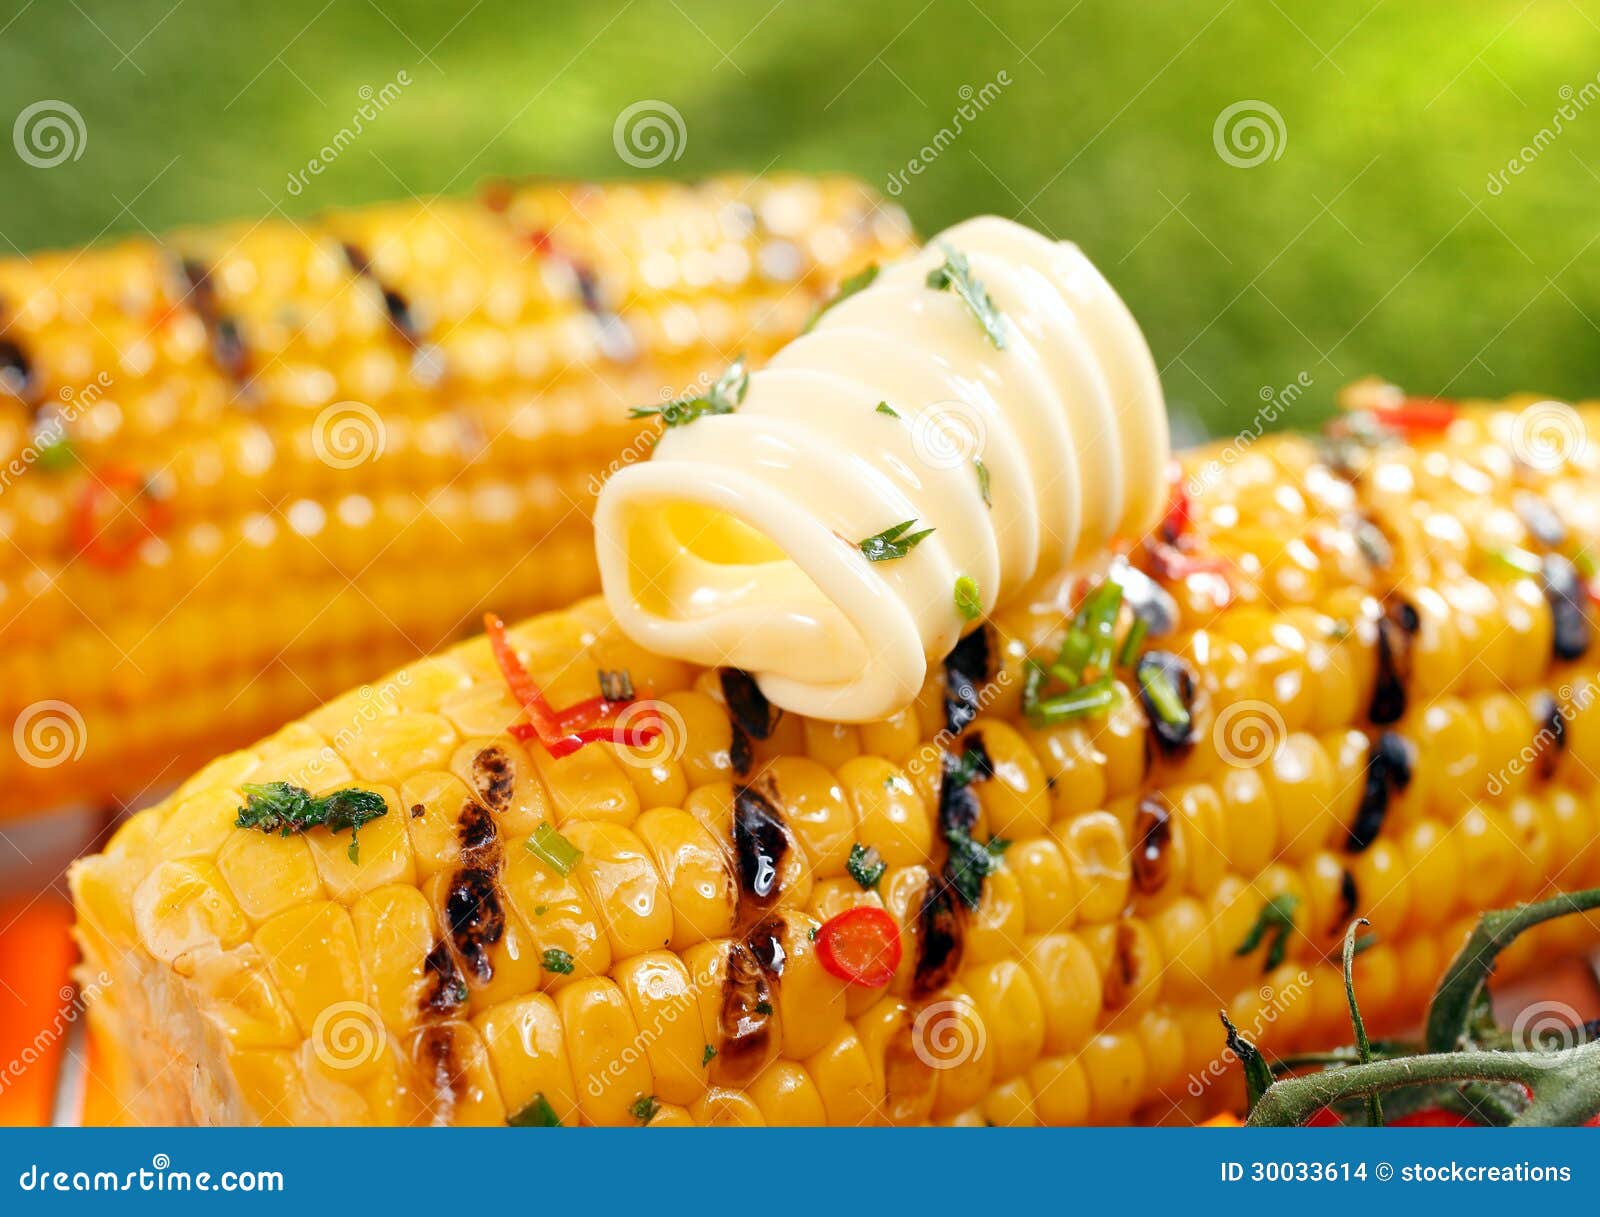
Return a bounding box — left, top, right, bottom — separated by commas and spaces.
1371, 396, 1458, 435
72, 465, 171, 570
814, 906, 902, 988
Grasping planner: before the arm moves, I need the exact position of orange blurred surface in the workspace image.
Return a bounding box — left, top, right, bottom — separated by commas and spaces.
0, 895, 75, 1126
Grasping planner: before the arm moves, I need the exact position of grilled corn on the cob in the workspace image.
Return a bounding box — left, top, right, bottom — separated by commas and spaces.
0, 175, 911, 819
71, 392, 1600, 1125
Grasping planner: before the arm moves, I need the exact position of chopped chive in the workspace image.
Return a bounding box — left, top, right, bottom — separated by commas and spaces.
804, 263, 878, 332
1117, 617, 1149, 667
507, 1092, 562, 1127
875, 400, 900, 419
542, 948, 576, 975
629, 358, 748, 427
702, 1044, 717, 1067
846, 843, 887, 890
1058, 579, 1123, 682
1137, 663, 1191, 734
527, 822, 583, 877
973, 457, 992, 507
925, 243, 1006, 349
954, 575, 982, 622
1024, 676, 1117, 727
629, 1094, 660, 1125
858, 518, 934, 562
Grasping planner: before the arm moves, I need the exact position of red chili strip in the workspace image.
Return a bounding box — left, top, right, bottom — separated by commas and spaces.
1160, 460, 1192, 542
484, 612, 663, 758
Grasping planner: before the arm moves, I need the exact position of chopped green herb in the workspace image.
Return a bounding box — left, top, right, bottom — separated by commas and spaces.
1117, 617, 1149, 667
1057, 579, 1124, 683
527, 822, 583, 877
846, 843, 887, 890
542, 948, 576, 975
808, 925, 818, 942
1575, 548, 1598, 579
973, 457, 992, 507
858, 518, 934, 562
629, 1094, 660, 1125
1327, 618, 1354, 642
875, 400, 900, 419
944, 826, 1003, 911
1235, 893, 1300, 972
925, 243, 1006, 349
702, 1044, 717, 1067
629, 358, 748, 427
235, 781, 388, 864
945, 743, 991, 788
507, 1092, 562, 1127
35, 435, 76, 472
985, 836, 1012, 857
533, 904, 549, 917
754, 1000, 774, 1016
1024, 671, 1117, 727
1137, 662, 1192, 734
954, 575, 982, 622
804, 263, 879, 332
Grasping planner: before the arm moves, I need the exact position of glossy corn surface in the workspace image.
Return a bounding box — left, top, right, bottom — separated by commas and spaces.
0, 175, 911, 819
71, 394, 1600, 1125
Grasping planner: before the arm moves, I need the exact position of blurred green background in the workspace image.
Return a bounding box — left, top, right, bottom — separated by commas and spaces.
1, 0, 1598, 435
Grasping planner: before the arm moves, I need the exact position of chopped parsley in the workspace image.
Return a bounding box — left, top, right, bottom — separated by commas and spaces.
235, 781, 388, 864
533, 904, 549, 917
954, 575, 982, 622
630, 1094, 660, 1125
527, 822, 583, 877
804, 263, 878, 332
754, 1000, 773, 1016
846, 843, 887, 890
629, 358, 748, 427
507, 1093, 562, 1127
858, 518, 934, 562
945, 825, 1003, 911
925, 243, 1006, 349
974, 457, 992, 507
542, 948, 576, 975
1235, 893, 1300, 972
702, 1044, 717, 1067
875, 400, 900, 419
